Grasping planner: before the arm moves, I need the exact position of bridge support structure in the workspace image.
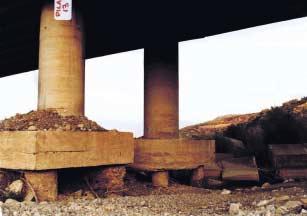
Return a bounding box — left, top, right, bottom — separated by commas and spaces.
144, 44, 179, 187
25, 1, 85, 201
13, 1, 134, 201
132, 43, 215, 187
0, 2, 215, 199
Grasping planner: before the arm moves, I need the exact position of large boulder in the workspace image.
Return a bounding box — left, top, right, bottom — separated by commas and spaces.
6, 180, 25, 200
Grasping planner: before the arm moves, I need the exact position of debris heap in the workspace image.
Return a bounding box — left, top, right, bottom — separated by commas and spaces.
0, 110, 106, 132
87, 166, 126, 196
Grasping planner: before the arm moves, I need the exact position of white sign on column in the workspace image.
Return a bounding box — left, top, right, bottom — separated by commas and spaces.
54, 0, 72, 20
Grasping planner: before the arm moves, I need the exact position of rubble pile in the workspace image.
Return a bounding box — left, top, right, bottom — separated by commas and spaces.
0, 110, 106, 132
87, 166, 126, 196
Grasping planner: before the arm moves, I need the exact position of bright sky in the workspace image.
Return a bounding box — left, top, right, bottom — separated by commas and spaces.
0, 17, 306, 137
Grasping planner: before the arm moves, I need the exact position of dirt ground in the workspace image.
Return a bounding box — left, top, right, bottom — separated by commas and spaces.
2, 172, 307, 216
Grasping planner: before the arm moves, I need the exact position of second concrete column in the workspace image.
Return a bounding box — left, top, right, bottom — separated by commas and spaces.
144, 43, 179, 187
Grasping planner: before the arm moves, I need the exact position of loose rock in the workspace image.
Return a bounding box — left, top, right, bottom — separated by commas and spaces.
71, 190, 83, 198
301, 209, 307, 214
5, 198, 20, 206
261, 182, 271, 189
301, 198, 307, 209
0, 110, 106, 132
221, 189, 231, 195
229, 203, 241, 215
284, 200, 302, 212
275, 195, 289, 202
205, 179, 224, 189
256, 198, 275, 207
276, 206, 288, 215
283, 178, 295, 183
140, 200, 146, 206
27, 125, 37, 131
6, 180, 24, 199
251, 186, 258, 191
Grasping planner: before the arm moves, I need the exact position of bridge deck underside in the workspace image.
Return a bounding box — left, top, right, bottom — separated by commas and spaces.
0, 0, 306, 77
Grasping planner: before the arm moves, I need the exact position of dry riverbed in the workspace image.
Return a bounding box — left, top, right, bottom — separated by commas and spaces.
2, 180, 307, 216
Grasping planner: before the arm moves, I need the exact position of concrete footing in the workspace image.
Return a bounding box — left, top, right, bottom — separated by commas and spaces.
24, 171, 58, 202
152, 171, 169, 188
132, 138, 215, 171
0, 131, 134, 170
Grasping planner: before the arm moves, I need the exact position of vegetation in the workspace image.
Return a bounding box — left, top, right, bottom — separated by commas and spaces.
181, 97, 307, 167
225, 105, 307, 166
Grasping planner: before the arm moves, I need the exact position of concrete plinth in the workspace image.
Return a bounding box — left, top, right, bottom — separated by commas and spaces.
143, 44, 178, 186
38, 1, 84, 116
0, 131, 134, 170
132, 138, 215, 171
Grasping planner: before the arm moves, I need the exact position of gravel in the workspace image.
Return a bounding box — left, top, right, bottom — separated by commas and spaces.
0, 110, 106, 132
1, 181, 307, 216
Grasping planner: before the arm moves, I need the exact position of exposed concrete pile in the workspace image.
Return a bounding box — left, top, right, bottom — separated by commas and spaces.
0, 110, 106, 132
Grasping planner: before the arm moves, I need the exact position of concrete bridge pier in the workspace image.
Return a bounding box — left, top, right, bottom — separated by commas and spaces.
38, 1, 85, 116
25, 1, 85, 201
144, 44, 179, 187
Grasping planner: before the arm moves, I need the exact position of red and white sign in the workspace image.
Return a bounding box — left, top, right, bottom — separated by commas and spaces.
54, 0, 72, 20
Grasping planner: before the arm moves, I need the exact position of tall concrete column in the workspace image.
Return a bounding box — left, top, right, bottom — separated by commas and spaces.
38, 1, 85, 116
144, 43, 179, 187
144, 44, 179, 139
